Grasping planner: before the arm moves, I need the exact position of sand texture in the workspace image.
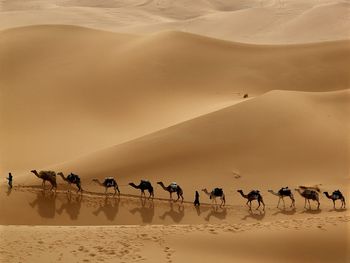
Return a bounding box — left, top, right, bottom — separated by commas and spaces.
0, 0, 349, 262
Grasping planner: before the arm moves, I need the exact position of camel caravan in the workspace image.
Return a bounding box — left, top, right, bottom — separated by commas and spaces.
28, 169, 346, 211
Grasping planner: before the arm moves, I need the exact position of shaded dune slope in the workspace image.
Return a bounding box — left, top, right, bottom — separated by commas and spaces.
53, 89, 350, 201
1, 25, 349, 174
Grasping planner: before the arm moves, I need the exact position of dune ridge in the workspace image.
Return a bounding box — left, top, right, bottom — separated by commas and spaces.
2, 25, 349, 175
43, 89, 350, 203
0, 0, 349, 44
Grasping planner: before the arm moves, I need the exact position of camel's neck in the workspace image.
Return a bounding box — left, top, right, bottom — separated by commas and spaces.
269, 191, 279, 197
59, 173, 67, 181
158, 182, 168, 191
33, 171, 40, 178
203, 190, 211, 197
94, 180, 104, 186
130, 183, 139, 189
324, 192, 332, 199
239, 191, 248, 199
295, 189, 303, 196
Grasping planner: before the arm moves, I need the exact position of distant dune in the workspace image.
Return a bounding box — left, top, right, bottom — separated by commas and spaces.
0, 0, 349, 44
1, 25, 349, 175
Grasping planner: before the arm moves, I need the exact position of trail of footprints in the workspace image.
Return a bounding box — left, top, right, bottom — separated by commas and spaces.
1, 215, 349, 263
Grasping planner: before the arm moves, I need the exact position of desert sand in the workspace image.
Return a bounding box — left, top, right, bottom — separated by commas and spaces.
0, 0, 349, 262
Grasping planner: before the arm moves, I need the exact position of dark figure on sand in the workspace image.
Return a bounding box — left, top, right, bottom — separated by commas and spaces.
7, 173, 13, 189
194, 191, 200, 206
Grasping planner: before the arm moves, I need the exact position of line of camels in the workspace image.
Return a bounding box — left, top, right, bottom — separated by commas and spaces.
30, 170, 346, 210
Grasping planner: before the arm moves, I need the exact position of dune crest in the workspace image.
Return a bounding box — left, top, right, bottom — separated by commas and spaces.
2, 25, 349, 174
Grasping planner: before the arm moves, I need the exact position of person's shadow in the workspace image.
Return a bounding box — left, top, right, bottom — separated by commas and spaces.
205, 207, 227, 221
195, 205, 201, 216
29, 190, 57, 218
242, 209, 266, 221
6, 187, 12, 196
272, 207, 297, 216
56, 193, 82, 220
92, 196, 120, 221
159, 202, 185, 223
129, 198, 155, 223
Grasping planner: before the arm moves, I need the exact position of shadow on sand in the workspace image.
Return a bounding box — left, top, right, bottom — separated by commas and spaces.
272, 207, 297, 216
159, 202, 185, 223
29, 190, 57, 218
56, 192, 83, 220
301, 208, 322, 215
129, 197, 155, 223
242, 209, 266, 221
92, 196, 120, 221
205, 206, 227, 221
328, 208, 347, 213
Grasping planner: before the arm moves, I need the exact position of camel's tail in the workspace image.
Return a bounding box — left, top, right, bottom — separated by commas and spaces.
299, 185, 321, 193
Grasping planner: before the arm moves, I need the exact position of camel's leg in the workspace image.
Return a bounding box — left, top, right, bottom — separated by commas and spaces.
277, 197, 281, 208
317, 199, 320, 210
105, 187, 108, 195
307, 199, 311, 209
304, 198, 307, 208
175, 193, 180, 203
180, 194, 184, 203
261, 199, 265, 210
249, 201, 252, 210
290, 195, 295, 208
246, 200, 250, 208
116, 186, 120, 196
282, 197, 285, 208
256, 200, 261, 210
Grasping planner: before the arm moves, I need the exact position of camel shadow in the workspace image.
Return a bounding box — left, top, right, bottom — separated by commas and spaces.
272, 207, 297, 216
328, 208, 347, 213
242, 210, 266, 221
92, 196, 120, 221
29, 190, 57, 218
56, 193, 82, 220
205, 207, 227, 222
129, 198, 155, 223
301, 208, 322, 215
159, 202, 185, 223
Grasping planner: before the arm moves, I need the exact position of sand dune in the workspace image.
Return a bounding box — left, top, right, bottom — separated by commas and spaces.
0, 0, 349, 43
42, 89, 350, 203
2, 25, 349, 175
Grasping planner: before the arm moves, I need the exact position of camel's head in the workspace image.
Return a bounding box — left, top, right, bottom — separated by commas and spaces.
201, 188, 207, 192
267, 190, 273, 193
323, 192, 328, 195
128, 182, 134, 186
30, 170, 37, 174
57, 172, 63, 176
156, 182, 162, 185
92, 179, 98, 183
237, 190, 243, 193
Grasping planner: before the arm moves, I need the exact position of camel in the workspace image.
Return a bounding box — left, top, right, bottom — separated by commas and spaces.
157, 181, 184, 203
58, 172, 82, 193
202, 188, 225, 207
324, 190, 346, 209
31, 170, 57, 192
237, 190, 265, 210
92, 177, 120, 196
268, 187, 295, 208
295, 186, 320, 210
129, 180, 154, 199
